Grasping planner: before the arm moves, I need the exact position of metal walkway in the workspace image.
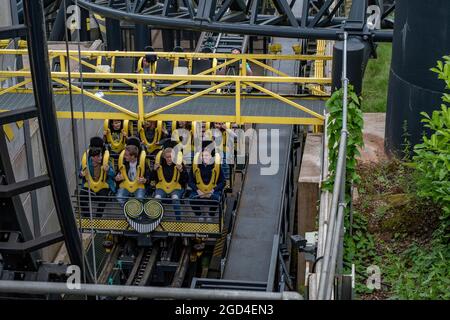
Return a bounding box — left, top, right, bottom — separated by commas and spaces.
223, 124, 292, 284
0, 92, 326, 125
0, 50, 330, 125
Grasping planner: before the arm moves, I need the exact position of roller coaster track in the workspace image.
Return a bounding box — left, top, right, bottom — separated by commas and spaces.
126, 246, 159, 287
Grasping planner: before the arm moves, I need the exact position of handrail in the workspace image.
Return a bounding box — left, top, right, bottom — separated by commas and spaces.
317, 32, 349, 300
0, 48, 333, 60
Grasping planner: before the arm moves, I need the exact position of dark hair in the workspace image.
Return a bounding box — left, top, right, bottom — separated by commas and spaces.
89, 147, 102, 157
231, 47, 242, 53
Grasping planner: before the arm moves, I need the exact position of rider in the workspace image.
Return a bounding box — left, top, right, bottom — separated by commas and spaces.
152, 145, 188, 218
115, 137, 150, 207
188, 143, 225, 217
79, 136, 115, 216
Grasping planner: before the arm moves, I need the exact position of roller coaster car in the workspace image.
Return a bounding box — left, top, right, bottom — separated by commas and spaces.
72, 191, 228, 239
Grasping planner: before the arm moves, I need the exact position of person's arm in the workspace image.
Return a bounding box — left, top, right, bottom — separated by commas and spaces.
149, 167, 158, 182
179, 165, 189, 186
143, 162, 151, 184
188, 168, 198, 192
213, 167, 225, 192
245, 62, 253, 76
107, 161, 115, 178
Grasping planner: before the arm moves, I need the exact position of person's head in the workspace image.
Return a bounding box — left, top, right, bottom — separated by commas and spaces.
214, 122, 223, 129
112, 120, 122, 131
201, 149, 212, 165
124, 144, 139, 163
143, 120, 157, 129
163, 147, 174, 165
177, 121, 187, 129
89, 147, 103, 165
231, 48, 241, 54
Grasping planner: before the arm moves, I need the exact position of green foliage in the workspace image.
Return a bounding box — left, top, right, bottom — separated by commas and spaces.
362, 43, 392, 112
325, 86, 368, 296
343, 211, 379, 295
384, 239, 450, 300
412, 56, 450, 236
324, 84, 364, 192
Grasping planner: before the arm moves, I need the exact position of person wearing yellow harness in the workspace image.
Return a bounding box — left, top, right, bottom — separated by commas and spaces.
188, 148, 225, 217
151, 147, 188, 219
103, 119, 128, 154
115, 141, 150, 207
79, 137, 116, 217
138, 120, 168, 155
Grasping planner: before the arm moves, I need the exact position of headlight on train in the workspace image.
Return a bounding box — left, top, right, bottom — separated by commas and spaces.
124, 199, 143, 219
144, 200, 163, 219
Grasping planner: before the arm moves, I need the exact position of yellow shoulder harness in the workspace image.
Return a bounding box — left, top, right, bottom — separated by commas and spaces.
81, 149, 110, 193
155, 150, 183, 193
138, 120, 162, 153
193, 152, 221, 193
118, 149, 146, 193
104, 120, 129, 153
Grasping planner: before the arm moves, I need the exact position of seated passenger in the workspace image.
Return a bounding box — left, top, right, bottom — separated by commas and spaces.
137, 120, 168, 155
115, 138, 150, 207
188, 147, 225, 217
79, 137, 116, 217
172, 121, 193, 153
152, 147, 188, 219
103, 119, 128, 154
218, 47, 253, 76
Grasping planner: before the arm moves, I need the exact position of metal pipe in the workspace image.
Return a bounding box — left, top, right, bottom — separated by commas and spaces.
317, 32, 349, 300
0, 280, 303, 300
326, 202, 346, 298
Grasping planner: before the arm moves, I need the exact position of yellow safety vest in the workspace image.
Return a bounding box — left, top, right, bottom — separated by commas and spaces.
155, 150, 183, 193
118, 149, 147, 193
193, 152, 221, 193
104, 119, 129, 153
81, 149, 110, 193
138, 120, 162, 153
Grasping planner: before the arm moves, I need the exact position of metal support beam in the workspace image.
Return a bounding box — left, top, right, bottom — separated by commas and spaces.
273, 0, 299, 27
0, 106, 37, 125
0, 231, 64, 254
23, 0, 84, 271
77, 0, 393, 41
309, 0, 334, 28
0, 280, 303, 299
0, 175, 51, 198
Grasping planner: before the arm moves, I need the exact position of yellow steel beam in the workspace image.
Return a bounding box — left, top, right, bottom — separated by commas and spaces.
145, 81, 232, 119
137, 79, 144, 122
0, 71, 331, 85
53, 78, 138, 118
247, 58, 290, 78
0, 79, 32, 96
1, 108, 325, 125
55, 111, 137, 120
160, 58, 240, 93
245, 82, 325, 120
0, 49, 332, 61
235, 80, 241, 124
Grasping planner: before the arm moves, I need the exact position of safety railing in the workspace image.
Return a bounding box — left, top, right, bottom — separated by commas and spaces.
72, 193, 224, 234
0, 50, 330, 125
316, 32, 349, 300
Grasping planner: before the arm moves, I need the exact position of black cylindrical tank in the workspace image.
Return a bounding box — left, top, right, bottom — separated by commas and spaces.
332, 37, 371, 96
385, 0, 450, 156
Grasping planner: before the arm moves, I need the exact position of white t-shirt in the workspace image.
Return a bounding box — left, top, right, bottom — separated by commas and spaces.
128, 161, 137, 181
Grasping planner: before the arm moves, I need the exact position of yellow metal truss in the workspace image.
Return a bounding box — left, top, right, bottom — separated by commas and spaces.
0, 49, 331, 126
